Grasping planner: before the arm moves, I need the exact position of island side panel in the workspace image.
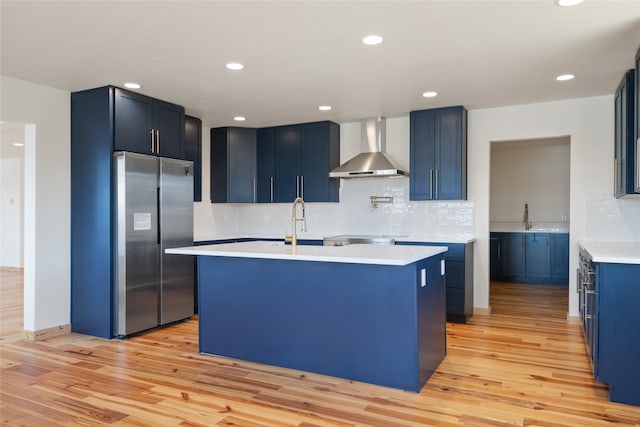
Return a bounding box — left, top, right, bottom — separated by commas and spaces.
197, 255, 445, 392
418, 257, 447, 387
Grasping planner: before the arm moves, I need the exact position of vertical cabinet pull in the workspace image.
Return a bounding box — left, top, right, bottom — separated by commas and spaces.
150, 129, 155, 153
301, 175, 304, 199
156, 130, 160, 154
429, 169, 433, 199
270, 177, 274, 203
253, 178, 256, 202
435, 168, 439, 199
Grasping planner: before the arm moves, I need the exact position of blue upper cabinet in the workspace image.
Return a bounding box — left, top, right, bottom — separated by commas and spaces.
410, 106, 467, 200
184, 115, 202, 202
275, 125, 303, 202
256, 128, 276, 203
114, 88, 185, 159
301, 122, 340, 202
262, 121, 339, 203
210, 127, 257, 203
635, 47, 640, 193
614, 69, 637, 197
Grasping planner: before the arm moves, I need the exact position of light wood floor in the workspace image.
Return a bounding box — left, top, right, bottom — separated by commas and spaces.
2, 270, 639, 426
490, 281, 569, 321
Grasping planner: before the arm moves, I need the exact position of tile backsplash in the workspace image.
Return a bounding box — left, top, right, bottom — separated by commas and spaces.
195, 178, 474, 241
584, 193, 640, 241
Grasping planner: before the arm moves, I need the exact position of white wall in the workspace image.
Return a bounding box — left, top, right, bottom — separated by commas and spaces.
0, 156, 24, 268
469, 96, 640, 318
491, 138, 570, 224
0, 75, 70, 332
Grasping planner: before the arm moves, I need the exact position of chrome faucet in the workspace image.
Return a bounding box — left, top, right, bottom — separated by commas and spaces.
524, 203, 532, 230
285, 197, 307, 253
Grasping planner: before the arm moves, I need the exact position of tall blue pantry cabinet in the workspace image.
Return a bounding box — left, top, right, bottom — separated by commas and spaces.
71, 86, 186, 338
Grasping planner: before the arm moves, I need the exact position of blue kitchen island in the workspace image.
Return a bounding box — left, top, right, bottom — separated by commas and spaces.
167, 241, 447, 392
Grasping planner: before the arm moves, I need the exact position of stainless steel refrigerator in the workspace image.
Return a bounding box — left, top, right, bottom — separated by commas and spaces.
114, 151, 194, 337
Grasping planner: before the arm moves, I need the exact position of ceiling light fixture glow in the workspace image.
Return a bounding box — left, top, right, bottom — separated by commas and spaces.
123, 82, 141, 89
554, 0, 584, 6
422, 91, 438, 98
13, 142, 24, 147
233, 116, 246, 121
318, 105, 332, 111
556, 74, 575, 81
226, 62, 245, 71
362, 35, 383, 46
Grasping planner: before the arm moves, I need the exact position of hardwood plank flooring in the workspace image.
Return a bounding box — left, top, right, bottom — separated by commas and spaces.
490, 281, 569, 321
2, 270, 639, 426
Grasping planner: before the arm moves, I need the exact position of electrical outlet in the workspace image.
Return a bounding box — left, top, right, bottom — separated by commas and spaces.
421, 268, 426, 287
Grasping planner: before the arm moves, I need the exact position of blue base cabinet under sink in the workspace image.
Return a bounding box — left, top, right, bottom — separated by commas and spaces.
490, 232, 569, 285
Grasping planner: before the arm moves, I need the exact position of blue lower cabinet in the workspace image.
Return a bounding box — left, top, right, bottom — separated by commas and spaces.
398, 241, 474, 323
196, 254, 446, 392
490, 232, 569, 285
594, 262, 640, 406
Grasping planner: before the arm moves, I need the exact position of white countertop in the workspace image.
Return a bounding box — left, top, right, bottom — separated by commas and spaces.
195, 233, 474, 244
580, 241, 640, 265
490, 222, 569, 233
167, 241, 448, 266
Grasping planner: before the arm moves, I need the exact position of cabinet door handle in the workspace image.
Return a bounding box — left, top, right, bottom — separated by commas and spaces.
429, 169, 433, 199
253, 178, 256, 202
435, 168, 439, 199
301, 175, 304, 199
150, 129, 155, 153
497, 245, 501, 260
156, 130, 160, 154
270, 176, 274, 203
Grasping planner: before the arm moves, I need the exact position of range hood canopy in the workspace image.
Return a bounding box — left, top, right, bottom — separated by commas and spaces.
329, 117, 408, 178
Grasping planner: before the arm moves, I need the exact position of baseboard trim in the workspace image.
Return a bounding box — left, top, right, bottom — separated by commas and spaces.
23, 324, 70, 341
474, 306, 491, 316
567, 314, 581, 324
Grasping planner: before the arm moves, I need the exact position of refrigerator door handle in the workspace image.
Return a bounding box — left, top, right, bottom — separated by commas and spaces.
157, 187, 161, 244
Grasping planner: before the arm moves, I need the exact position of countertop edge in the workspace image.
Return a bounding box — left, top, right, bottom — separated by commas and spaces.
167, 241, 448, 266
579, 241, 640, 265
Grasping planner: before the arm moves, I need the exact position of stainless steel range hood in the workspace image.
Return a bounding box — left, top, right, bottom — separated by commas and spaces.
329, 117, 408, 178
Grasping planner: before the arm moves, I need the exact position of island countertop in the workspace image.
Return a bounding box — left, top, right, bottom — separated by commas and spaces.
166, 240, 447, 266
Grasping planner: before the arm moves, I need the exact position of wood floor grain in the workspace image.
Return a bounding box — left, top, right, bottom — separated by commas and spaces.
2, 270, 639, 426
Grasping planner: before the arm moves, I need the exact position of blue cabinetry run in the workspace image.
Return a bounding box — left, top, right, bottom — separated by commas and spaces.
398, 241, 473, 323
491, 232, 568, 285
254, 121, 340, 203
70, 86, 187, 338
614, 69, 638, 197
210, 127, 257, 203
579, 247, 640, 406
635, 47, 640, 193
410, 106, 467, 200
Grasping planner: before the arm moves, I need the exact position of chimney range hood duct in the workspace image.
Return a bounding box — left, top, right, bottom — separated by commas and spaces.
329, 117, 408, 178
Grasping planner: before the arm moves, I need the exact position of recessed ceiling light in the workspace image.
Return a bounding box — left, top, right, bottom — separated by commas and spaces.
123, 82, 141, 89
234, 116, 246, 121
556, 74, 575, 81
318, 105, 332, 111
422, 91, 438, 98
554, 0, 584, 6
362, 35, 383, 46
226, 62, 245, 71
13, 142, 24, 147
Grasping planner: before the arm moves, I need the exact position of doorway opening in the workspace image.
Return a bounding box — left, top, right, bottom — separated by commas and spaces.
0, 121, 26, 339
489, 136, 571, 321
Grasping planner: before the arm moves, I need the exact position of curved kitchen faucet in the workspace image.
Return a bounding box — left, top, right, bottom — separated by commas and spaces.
285, 197, 307, 254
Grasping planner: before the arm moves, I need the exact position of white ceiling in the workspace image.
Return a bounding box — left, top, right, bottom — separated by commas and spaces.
1, 1, 639, 129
